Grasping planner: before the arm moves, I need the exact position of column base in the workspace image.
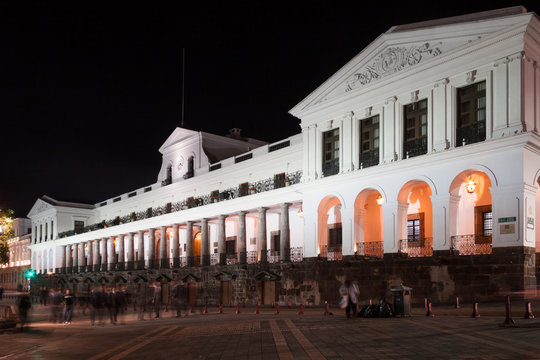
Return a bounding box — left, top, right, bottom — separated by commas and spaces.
219, 253, 227, 265
160, 258, 170, 269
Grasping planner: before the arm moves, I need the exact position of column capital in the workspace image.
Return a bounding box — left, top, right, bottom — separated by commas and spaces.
172, 224, 179, 229
218, 214, 227, 221
237, 210, 247, 217
257, 207, 268, 213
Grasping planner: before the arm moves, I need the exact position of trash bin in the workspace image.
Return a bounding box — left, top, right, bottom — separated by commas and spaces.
391, 285, 412, 316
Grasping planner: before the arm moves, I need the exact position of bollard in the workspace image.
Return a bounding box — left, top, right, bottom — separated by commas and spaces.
275, 304, 280, 315
369, 298, 372, 305
255, 302, 259, 315
424, 297, 428, 309
190, 305, 194, 314
426, 301, 434, 317
298, 304, 304, 315
134, 302, 137, 311
219, 304, 223, 314
305, 300, 309, 309
165, 304, 168, 312
204, 302, 208, 314
288, 301, 291, 309
272, 301, 275, 308
472, 301, 480, 318
236, 304, 240, 314
503, 295, 515, 325
324, 301, 330, 316
455, 296, 460, 309
524, 302, 535, 319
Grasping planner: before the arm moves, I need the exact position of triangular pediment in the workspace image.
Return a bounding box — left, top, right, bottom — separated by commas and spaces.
27, 197, 56, 218
159, 127, 199, 154
290, 8, 533, 117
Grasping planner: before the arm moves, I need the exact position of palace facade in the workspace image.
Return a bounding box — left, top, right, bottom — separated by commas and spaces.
28, 7, 540, 305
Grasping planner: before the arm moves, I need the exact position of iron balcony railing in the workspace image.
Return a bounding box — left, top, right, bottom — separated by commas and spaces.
356, 241, 383, 258
456, 122, 486, 147
58, 170, 302, 239
399, 237, 433, 257
450, 234, 492, 255
322, 160, 339, 177
359, 150, 379, 169
319, 245, 342, 261
403, 137, 427, 159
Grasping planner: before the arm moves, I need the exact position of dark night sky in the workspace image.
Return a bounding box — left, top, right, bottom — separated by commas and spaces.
1, 1, 539, 217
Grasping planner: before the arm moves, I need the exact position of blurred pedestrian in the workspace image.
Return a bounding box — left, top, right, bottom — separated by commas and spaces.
152, 282, 162, 318
106, 288, 116, 324
18, 293, 32, 331
62, 289, 74, 324
49, 288, 63, 323
339, 280, 360, 319
114, 285, 127, 324
90, 286, 105, 326
172, 281, 187, 317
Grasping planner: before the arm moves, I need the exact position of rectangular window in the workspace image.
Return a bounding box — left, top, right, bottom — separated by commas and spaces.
51, 221, 54, 240
323, 128, 340, 176
239, 182, 249, 197
457, 81, 486, 146
403, 99, 428, 158
482, 211, 493, 236
474, 205, 492, 243
74, 220, 85, 234
328, 224, 342, 246
407, 213, 425, 241
359, 115, 380, 168
274, 173, 286, 189
271, 231, 280, 251
226, 236, 236, 255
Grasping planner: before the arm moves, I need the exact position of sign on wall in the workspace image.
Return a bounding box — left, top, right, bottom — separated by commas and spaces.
527, 217, 534, 230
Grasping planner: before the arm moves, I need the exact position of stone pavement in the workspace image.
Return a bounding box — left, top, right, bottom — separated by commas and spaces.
1, 301, 540, 359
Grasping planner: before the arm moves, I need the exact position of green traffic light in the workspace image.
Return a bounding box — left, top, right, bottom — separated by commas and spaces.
25, 270, 35, 278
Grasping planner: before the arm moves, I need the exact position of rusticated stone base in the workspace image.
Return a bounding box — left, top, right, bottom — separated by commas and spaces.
30, 246, 537, 307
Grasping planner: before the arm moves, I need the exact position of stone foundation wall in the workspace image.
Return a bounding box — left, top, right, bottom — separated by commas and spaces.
30, 247, 537, 306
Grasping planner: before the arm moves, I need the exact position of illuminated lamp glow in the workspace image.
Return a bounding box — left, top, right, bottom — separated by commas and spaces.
465, 178, 477, 194
376, 195, 384, 205
297, 207, 304, 217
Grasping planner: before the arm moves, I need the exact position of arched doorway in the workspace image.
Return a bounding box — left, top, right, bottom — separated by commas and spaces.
449, 170, 492, 255
318, 195, 342, 260
398, 180, 433, 257
354, 189, 383, 257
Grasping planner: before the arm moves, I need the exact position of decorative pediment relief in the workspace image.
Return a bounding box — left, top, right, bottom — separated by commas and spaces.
344, 43, 442, 92
27, 198, 55, 217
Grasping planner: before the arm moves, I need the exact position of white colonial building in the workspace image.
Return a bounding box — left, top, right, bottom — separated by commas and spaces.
27, 7, 540, 303
0, 218, 32, 291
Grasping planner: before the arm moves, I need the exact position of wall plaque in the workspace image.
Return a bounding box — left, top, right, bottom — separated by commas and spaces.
500, 224, 515, 234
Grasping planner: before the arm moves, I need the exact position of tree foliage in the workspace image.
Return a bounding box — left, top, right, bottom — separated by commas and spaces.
0, 209, 15, 264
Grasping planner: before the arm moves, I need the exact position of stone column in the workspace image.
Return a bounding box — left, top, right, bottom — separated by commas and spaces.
92, 240, 99, 272
186, 221, 194, 267
218, 215, 226, 265
72, 244, 79, 273
100, 238, 108, 272
137, 231, 144, 269
280, 203, 291, 262
78, 243, 86, 272
237, 211, 247, 264
257, 207, 268, 263
159, 226, 168, 268
107, 237, 115, 271
117, 234, 125, 270
201, 219, 209, 266
66, 244, 73, 274
87, 241, 93, 272
148, 229, 156, 269
61, 245, 66, 274
126, 233, 134, 270
172, 224, 180, 267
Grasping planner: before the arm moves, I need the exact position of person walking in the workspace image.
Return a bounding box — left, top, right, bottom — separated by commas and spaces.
62, 289, 74, 324
339, 280, 360, 318
152, 282, 162, 318
18, 293, 32, 331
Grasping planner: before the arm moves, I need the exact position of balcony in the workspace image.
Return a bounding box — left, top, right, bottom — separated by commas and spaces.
356, 241, 383, 258
450, 234, 492, 255
403, 137, 427, 159
456, 122, 485, 147
359, 150, 379, 169
322, 160, 339, 177
319, 245, 342, 261
399, 238, 433, 257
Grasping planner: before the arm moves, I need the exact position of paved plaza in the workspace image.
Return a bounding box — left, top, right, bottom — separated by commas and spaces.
1, 302, 540, 359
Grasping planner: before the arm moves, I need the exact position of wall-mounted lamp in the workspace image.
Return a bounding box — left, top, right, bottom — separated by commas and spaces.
465, 178, 477, 194
376, 195, 384, 206
113, 239, 118, 246
297, 207, 304, 217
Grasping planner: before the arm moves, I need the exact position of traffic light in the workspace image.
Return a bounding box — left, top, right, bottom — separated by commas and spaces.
25, 269, 35, 279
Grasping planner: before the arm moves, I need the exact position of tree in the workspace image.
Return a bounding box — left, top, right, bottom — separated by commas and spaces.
0, 209, 15, 264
